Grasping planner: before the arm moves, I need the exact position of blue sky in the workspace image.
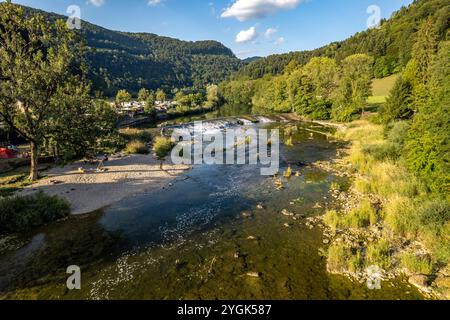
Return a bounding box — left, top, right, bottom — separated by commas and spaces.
5, 0, 414, 58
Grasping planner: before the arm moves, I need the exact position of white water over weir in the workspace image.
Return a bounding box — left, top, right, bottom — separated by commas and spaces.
160, 116, 276, 137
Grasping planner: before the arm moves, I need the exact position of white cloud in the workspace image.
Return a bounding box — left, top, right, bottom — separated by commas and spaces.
148, 0, 164, 6
274, 36, 285, 45
235, 26, 258, 43
265, 27, 278, 38
221, 0, 301, 21
88, 0, 105, 7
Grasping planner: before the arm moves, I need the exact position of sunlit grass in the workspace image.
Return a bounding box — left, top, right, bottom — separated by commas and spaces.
325, 120, 450, 277
367, 95, 387, 104
125, 140, 148, 154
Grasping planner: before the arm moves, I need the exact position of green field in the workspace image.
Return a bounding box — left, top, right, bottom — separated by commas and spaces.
368, 74, 400, 104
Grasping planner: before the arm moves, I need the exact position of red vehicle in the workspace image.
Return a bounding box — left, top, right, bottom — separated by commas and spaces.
0, 147, 17, 159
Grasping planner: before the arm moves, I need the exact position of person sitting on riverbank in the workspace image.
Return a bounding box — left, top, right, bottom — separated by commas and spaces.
97, 154, 109, 172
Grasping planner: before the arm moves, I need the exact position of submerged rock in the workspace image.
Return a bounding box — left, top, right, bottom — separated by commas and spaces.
241, 212, 252, 218
281, 209, 294, 217
246, 272, 261, 278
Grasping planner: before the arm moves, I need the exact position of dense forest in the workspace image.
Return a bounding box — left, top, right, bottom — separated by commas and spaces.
235, 0, 449, 80
218, 0, 449, 197
21, 6, 244, 97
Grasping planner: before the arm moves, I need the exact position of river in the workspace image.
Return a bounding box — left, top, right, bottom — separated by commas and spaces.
0, 109, 423, 299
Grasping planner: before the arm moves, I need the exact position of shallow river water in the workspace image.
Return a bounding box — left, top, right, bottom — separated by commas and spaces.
0, 118, 423, 300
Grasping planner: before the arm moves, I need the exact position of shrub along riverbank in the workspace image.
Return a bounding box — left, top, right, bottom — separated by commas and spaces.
321, 120, 449, 298
0, 192, 70, 235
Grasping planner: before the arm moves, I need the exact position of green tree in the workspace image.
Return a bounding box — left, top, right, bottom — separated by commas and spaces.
288, 70, 332, 120
116, 89, 131, 106
412, 17, 439, 86
283, 60, 300, 76
332, 54, 374, 122
406, 18, 440, 108
220, 79, 256, 106
405, 41, 450, 195
0, 1, 94, 180
380, 76, 414, 123
138, 88, 150, 102
156, 89, 167, 102
145, 93, 156, 116
153, 136, 174, 170
302, 57, 338, 100
206, 84, 220, 107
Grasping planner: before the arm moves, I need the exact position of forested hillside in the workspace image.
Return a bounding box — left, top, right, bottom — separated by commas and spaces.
235, 0, 449, 80
22, 6, 244, 97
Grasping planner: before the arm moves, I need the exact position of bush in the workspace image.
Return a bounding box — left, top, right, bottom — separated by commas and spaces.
379, 76, 414, 123
0, 192, 70, 234
153, 136, 174, 160
386, 121, 410, 147
125, 140, 148, 154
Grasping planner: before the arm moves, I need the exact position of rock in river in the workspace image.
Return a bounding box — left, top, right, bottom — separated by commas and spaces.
246, 272, 261, 278
408, 275, 432, 293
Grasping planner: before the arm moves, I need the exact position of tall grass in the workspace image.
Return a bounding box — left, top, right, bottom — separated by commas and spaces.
325, 120, 450, 277
400, 253, 433, 275
120, 128, 153, 143
125, 140, 148, 154
324, 200, 377, 229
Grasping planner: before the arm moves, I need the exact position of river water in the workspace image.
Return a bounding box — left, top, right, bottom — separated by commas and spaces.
0, 112, 423, 299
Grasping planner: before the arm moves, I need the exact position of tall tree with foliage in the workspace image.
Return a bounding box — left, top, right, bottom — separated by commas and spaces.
302, 57, 338, 100
405, 41, 450, 195
407, 18, 440, 108
0, 1, 95, 180
380, 76, 414, 123
145, 92, 156, 116
219, 80, 255, 106
332, 54, 373, 121
206, 84, 220, 107
115, 89, 132, 106
412, 18, 439, 86
156, 89, 167, 102
138, 88, 150, 102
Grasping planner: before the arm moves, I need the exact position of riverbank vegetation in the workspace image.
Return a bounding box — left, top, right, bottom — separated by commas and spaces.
323, 120, 449, 297
125, 140, 149, 155
318, 11, 449, 296
0, 192, 70, 235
